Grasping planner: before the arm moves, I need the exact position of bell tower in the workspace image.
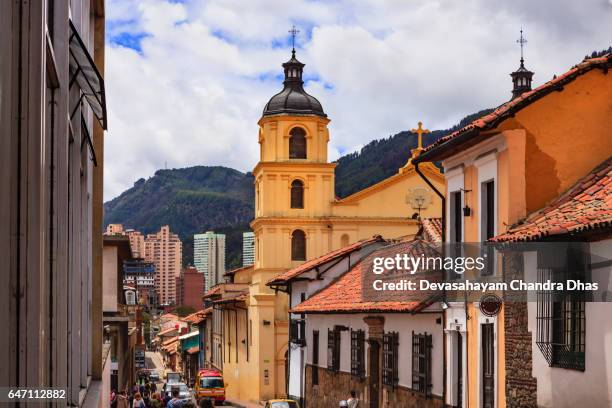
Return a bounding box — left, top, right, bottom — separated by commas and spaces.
253, 47, 336, 273
510, 29, 534, 99
249, 41, 337, 401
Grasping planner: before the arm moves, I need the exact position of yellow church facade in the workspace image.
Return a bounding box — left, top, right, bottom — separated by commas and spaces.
216, 50, 443, 403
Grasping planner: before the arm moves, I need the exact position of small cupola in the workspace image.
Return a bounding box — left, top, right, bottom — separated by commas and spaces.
510, 29, 534, 99
262, 27, 326, 118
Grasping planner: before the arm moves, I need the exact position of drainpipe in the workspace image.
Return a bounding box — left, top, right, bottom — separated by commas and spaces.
414, 162, 446, 242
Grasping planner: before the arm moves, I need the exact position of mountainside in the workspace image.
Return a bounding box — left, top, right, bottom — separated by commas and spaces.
104, 108, 493, 269
104, 166, 254, 268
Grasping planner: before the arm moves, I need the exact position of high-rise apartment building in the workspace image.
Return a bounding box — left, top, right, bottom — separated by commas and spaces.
242, 231, 255, 266
194, 231, 226, 292
126, 229, 146, 258
104, 223, 146, 258
145, 225, 182, 305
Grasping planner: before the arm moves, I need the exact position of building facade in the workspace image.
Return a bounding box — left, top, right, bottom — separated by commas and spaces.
176, 266, 205, 311
145, 225, 183, 306
242, 231, 255, 266
215, 49, 444, 403
414, 53, 612, 407
0, 0, 108, 405
194, 231, 226, 291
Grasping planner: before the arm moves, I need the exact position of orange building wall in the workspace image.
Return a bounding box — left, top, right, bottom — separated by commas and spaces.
510, 68, 612, 213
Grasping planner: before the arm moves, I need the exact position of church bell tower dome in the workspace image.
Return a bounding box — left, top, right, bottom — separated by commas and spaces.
262, 49, 326, 118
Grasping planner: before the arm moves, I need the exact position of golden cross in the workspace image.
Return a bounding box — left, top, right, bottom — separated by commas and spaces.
411, 121, 430, 150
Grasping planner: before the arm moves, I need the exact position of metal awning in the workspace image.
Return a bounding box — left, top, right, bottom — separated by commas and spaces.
69, 20, 107, 130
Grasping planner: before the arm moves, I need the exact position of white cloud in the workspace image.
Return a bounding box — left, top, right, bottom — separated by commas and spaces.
104, 0, 612, 200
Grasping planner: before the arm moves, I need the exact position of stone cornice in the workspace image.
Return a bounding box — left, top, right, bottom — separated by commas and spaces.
250, 216, 420, 229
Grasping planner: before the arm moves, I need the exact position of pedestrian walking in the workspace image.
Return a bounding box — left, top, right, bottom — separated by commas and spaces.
110, 389, 117, 408
116, 390, 129, 408
166, 389, 183, 408
347, 390, 359, 408
149, 392, 162, 408
133, 392, 146, 408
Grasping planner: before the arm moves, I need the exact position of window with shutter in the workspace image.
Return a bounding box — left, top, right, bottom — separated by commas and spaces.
291, 230, 306, 261
290, 180, 304, 209
412, 331, 432, 396
327, 328, 340, 372
289, 127, 307, 159
351, 329, 366, 379
382, 331, 399, 387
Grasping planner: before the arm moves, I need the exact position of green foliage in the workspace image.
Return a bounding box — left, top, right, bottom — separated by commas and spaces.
174, 305, 196, 317
104, 166, 254, 268
333, 108, 494, 198
104, 109, 493, 270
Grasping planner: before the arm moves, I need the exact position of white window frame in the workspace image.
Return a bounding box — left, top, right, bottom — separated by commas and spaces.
446, 166, 465, 243
475, 152, 498, 243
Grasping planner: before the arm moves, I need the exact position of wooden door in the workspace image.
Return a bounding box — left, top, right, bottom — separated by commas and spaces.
482, 324, 495, 408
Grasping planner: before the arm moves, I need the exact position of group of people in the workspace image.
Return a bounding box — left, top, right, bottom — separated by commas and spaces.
110, 383, 215, 408
110, 382, 163, 408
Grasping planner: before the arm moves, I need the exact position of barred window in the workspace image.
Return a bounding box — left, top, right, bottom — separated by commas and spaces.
536, 244, 587, 371
289, 127, 307, 159
327, 328, 340, 372
412, 331, 432, 395
351, 329, 365, 379
382, 331, 399, 387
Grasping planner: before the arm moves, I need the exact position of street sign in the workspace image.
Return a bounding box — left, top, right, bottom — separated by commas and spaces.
135, 345, 146, 369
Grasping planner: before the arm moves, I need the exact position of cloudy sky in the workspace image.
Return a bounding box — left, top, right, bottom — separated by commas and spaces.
104, 0, 612, 200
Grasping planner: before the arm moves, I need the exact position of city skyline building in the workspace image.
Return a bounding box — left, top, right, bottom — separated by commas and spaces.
145, 225, 183, 305
194, 231, 226, 292
242, 231, 255, 266
176, 266, 205, 311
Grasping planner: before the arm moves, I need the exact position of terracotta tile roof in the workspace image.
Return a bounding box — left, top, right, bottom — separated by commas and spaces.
492, 158, 612, 242
267, 235, 385, 286
162, 336, 179, 347
181, 310, 208, 325
160, 313, 178, 320
203, 285, 222, 299
213, 290, 248, 305
418, 54, 612, 160
157, 327, 178, 337
421, 218, 443, 242
290, 240, 440, 314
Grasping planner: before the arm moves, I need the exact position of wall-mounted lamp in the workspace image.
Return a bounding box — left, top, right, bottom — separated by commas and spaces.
463, 206, 472, 217
440, 301, 449, 310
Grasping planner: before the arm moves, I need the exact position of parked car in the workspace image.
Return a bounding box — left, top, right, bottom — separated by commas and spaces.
166, 371, 181, 383
265, 399, 300, 408
164, 383, 190, 402
149, 370, 160, 382
194, 369, 226, 405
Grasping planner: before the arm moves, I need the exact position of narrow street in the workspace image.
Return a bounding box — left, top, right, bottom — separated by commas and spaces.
146, 350, 166, 379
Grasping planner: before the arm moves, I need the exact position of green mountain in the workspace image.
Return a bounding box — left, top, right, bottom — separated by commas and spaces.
104, 166, 254, 269
104, 109, 493, 269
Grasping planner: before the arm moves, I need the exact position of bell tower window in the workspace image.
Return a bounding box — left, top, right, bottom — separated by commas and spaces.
289, 127, 307, 159
291, 229, 306, 261
291, 180, 304, 209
